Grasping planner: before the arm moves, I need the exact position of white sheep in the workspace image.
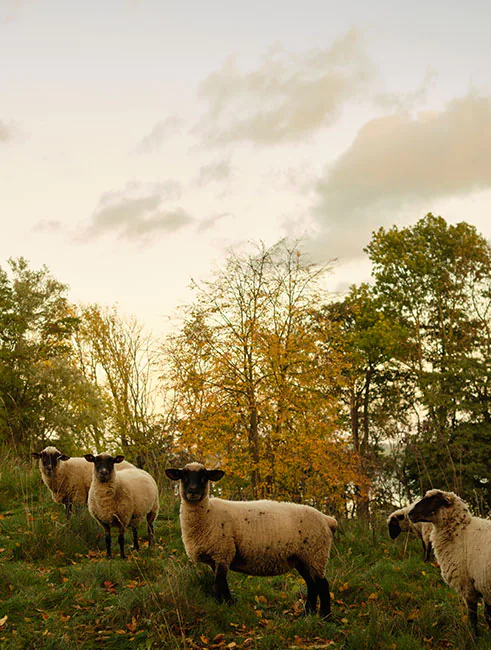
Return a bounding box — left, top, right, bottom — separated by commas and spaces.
387, 505, 433, 561
84, 453, 159, 559
32, 446, 94, 518
165, 462, 338, 617
32, 446, 135, 518
408, 488, 491, 635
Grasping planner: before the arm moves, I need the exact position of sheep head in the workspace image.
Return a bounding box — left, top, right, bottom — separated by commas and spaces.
408, 489, 453, 524
32, 446, 70, 474
166, 462, 224, 503
85, 453, 125, 483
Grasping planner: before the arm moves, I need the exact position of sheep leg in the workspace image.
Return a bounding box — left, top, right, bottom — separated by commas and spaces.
214, 564, 234, 604
147, 511, 156, 546
63, 499, 72, 520
132, 526, 139, 551
315, 577, 332, 619
468, 600, 478, 636
295, 561, 318, 614
424, 541, 432, 563
103, 523, 112, 558
485, 602, 491, 629
118, 525, 126, 559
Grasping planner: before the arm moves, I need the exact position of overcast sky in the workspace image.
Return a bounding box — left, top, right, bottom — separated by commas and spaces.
2, 0, 491, 332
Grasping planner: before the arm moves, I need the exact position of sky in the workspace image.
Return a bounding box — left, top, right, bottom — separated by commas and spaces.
2, 0, 491, 334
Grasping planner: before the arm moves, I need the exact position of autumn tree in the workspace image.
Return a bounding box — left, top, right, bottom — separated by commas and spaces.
163, 240, 364, 509
76, 304, 161, 461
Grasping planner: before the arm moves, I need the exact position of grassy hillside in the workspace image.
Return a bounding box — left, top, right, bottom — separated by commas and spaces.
0, 451, 489, 649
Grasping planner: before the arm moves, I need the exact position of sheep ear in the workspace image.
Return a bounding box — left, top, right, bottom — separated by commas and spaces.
58, 454, 70, 461
32, 452, 41, 459
84, 454, 96, 463
207, 469, 225, 482
165, 468, 183, 481
114, 455, 125, 464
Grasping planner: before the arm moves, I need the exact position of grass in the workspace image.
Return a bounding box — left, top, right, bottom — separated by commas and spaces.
0, 453, 490, 649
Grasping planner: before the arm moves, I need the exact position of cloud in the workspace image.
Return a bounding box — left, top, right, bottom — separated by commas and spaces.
374, 68, 437, 113
195, 29, 373, 146
193, 159, 232, 186
32, 219, 63, 234
0, 120, 16, 143
135, 116, 182, 154
196, 212, 229, 232
309, 93, 491, 261
81, 181, 192, 242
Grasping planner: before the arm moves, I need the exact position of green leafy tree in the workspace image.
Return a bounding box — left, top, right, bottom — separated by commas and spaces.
366, 214, 491, 507
0, 258, 103, 451
311, 283, 410, 516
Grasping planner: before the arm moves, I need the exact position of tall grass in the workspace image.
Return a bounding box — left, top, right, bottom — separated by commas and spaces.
0, 452, 489, 649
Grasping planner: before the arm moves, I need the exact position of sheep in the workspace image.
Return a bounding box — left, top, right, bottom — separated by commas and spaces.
32, 446, 94, 518
408, 489, 491, 635
387, 505, 433, 562
165, 462, 338, 617
32, 446, 135, 518
84, 453, 159, 559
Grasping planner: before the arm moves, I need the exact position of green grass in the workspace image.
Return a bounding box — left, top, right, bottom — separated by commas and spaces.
0, 455, 490, 649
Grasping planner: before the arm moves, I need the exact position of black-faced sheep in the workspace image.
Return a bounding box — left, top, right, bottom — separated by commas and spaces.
165, 462, 338, 617
408, 489, 491, 635
387, 505, 433, 561
32, 446, 94, 518
32, 446, 135, 518
84, 453, 159, 559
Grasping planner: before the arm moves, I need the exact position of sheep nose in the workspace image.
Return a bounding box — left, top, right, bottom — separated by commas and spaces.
186, 490, 201, 500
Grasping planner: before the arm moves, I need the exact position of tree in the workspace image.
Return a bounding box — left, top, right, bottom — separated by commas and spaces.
0, 258, 103, 451
366, 214, 491, 507
163, 240, 365, 509
311, 283, 410, 516
76, 304, 160, 459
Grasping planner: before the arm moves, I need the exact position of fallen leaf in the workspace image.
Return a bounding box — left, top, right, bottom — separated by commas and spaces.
212, 633, 225, 643
103, 581, 117, 594
126, 617, 138, 633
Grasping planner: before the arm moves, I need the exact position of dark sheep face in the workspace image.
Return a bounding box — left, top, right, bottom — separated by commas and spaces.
165, 465, 224, 503
32, 449, 69, 474
388, 514, 404, 539
408, 491, 452, 523
85, 453, 125, 483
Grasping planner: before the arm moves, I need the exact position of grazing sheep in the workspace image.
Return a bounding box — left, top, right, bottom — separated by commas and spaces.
387, 505, 433, 561
84, 453, 159, 559
165, 462, 338, 617
32, 446, 135, 518
409, 489, 491, 635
